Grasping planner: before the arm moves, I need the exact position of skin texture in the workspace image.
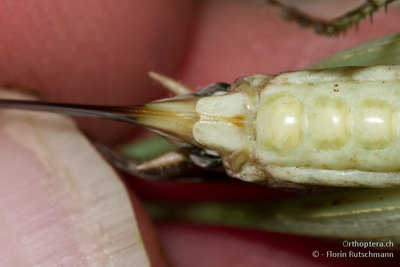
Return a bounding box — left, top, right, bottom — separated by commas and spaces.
0, 97, 163, 266
1, 0, 400, 266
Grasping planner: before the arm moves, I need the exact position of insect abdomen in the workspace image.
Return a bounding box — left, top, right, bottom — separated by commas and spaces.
192, 66, 400, 187
256, 66, 400, 173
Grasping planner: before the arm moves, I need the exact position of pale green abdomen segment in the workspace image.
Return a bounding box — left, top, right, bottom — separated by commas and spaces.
256, 71, 400, 172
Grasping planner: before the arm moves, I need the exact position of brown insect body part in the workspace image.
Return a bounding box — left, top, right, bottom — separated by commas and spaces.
0, 73, 225, 181
136, 96, 200, 146
268, 0, 396, 35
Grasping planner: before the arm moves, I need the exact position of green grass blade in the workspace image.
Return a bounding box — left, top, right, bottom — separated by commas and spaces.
119, 135, 176, 161
309, 33, 400, 69
147, 188, 400, 244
